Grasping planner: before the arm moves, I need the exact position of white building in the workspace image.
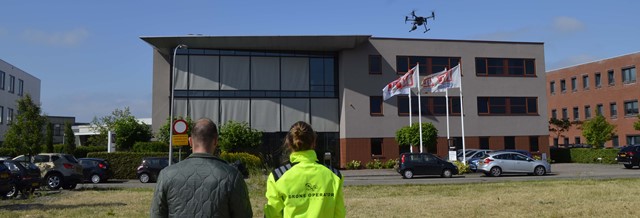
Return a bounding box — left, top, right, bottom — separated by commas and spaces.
0, 59, 41, 143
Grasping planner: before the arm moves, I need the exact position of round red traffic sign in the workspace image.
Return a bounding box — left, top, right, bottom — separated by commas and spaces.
172, 119, 188, 134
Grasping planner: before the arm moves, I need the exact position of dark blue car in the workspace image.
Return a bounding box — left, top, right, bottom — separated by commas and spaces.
0, 163, 11, 198
78, 158, 113, 184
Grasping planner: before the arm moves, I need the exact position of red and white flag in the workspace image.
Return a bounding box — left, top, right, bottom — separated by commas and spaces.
421, 64, 461, 93
383, 65, 419, 100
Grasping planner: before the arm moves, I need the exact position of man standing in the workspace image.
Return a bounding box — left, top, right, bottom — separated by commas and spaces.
151, 118, 252, 218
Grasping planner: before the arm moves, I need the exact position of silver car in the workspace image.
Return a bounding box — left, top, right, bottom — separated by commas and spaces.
478, 151, 550, 177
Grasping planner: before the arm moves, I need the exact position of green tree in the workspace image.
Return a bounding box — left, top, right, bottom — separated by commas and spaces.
218, 121, 262, 152
581, 115, 616, 149
395, 122, 438, 153
156, 116, 194, 145
3, 94, 47, 160
64, 121, 76, 154
549, 118, 572, 143
634, 115, 640, 131
45, 122, 54, 153
92, 107, 152, 151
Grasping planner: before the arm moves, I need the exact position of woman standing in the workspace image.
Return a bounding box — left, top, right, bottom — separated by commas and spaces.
264, 121, 345, 218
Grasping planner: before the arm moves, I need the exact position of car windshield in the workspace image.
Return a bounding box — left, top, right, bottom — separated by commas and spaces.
18, 162, 39, 170
63, 155, 79, 164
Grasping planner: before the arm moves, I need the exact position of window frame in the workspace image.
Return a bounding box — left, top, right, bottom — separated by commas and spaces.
584, 105, 591, 119
596, 104, 604, 116
396, 56, 460, 76
595, 72, 601, 88
624, 100, 639, 116
582, 74, 589, 90
0, 106, 3, 124
550, 81, 555, 94
369, 96, 384, 116
529, 136, 539, 152
18, 79, 24, 96
622, 66, 636, 84
8, 75, 15, 94
560, 79, 566, 93
479, 137, 490, 150
551, 109, 557, 119
610, 102, 618, 119
571, 77, 577, 92
368, 55, 382, 75
397, 96, 461, 116
0, 71, 4, 90
504, 136, 516, 150
475, 58, 536, 77
572, 107, 579, 121
607, 70, 615, 86
477, 97, 538, 116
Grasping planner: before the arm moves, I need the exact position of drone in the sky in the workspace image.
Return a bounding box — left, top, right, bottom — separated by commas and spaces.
405, 10, 435, 33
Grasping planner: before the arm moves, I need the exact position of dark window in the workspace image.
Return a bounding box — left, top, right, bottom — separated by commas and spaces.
494, 154, 510, 160
608, 70, 615, 85
371, 138, 383, 156
582, 75, 589, 90
477, 97, 538, 115
370, 96, 383, 116
7, 108, 13, 124
612, 136, 619, 147
551, 109, 557, 119
550, 81, 555, 94
584, 105, 591, 119
0, 106, 3, 124
595, 73, 601, 88
553, 138, 559, 147
504, 136, 516, 150
622, 67, 636, 84
475, 58, 535, 77
575, 137, 581, 145
561, 108, 568, 120
573, 107, 579, 121
398, 96, 460, 116
564, 137, 569, 146
480, 137, 490, 149
18, 79, 24, 96
571, 77, 577, 91
369, 55, 382, 74
34, 155, 49, 163
628, 135, 640, 145
624, 100, 638, 116
529, 136, 539, 152
610, 103, 617, 118
560, 80, 566, 92
8, 75, 15, 93
54, 124, 62, 136
0, 71, 4, 90
397, 56, 460, 75
596, 104, 603, 116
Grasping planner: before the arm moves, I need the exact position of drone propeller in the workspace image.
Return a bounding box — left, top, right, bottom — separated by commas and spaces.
405, 16, 408, 23
431, 11, 436, 20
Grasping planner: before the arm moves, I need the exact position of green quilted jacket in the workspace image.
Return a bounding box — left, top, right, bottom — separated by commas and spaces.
150, 153, 253, 218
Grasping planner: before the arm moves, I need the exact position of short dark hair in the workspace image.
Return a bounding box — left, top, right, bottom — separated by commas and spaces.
191, 118, 218, 147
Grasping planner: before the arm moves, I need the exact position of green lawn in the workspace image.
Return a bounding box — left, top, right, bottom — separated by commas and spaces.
2, 177, 640, 217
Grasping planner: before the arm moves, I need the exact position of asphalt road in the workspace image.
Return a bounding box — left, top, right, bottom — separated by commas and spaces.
74, 163, 640, 189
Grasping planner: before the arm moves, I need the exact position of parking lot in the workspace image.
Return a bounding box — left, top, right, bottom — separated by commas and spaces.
72, 163, 640, 189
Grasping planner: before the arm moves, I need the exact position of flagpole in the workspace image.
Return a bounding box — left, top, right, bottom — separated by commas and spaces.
445, 87, 450, 147
459, 63, 467, 165
417, 63, 424, 153
408, 91, 413, 153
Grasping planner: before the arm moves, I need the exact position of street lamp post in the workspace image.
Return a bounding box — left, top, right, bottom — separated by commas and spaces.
169, 44, 187, 166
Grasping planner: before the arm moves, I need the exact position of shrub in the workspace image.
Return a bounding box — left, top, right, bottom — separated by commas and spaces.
570, 148, 618, 164
87, 152, 179, 179
383, 159, 397, 169
346, 160, 361, 170
453, 161, 470, 175
219, 152, 263, 172
132, 141, 169, 153
0, 147, 17, 157
87, 151, 263, 179
366, 159, 383, 169
550, 147, 571, 163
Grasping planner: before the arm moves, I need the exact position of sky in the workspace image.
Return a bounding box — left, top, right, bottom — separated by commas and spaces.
1, 0, 638, 123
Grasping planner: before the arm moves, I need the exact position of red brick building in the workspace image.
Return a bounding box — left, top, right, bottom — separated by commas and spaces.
547, 52, 640, 147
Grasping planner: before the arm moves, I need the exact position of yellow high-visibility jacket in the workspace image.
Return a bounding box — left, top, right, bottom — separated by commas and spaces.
264, 150, 345, 218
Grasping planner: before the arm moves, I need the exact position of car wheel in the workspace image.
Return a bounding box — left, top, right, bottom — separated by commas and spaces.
91, 174, 102, 184
6, 184, 18, 198
490, 167, 502, 177
139, 173, 151, 183
402, 170, 414, 179
441, 169, 453, 178
624, 164, 633, 169
63, 183, 77, 190
534, 166, 546, 176
46, 174, 63, 190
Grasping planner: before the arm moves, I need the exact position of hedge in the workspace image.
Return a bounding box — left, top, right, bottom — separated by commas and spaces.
551, 147, 619, 164
0, 147, 17, 157
132, 141, 169, 152
87, 151, 262, 179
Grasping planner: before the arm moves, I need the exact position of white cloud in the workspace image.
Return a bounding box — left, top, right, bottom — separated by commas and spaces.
22, 28, 89, 46
548, 54, 597, 70
552, 16, 585, 33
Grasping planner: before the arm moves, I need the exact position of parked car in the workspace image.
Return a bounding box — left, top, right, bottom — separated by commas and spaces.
397, 153, 458, 179
1, 160, 41, 198
459, 149, 492, 162
78, 158, 113, 184
493, 149, 533, 158
0, 163, 11, 198
13, 153, 83, 190
617, 145, 640, 169
478, 151, 550, 177
136, 157, 174, 183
